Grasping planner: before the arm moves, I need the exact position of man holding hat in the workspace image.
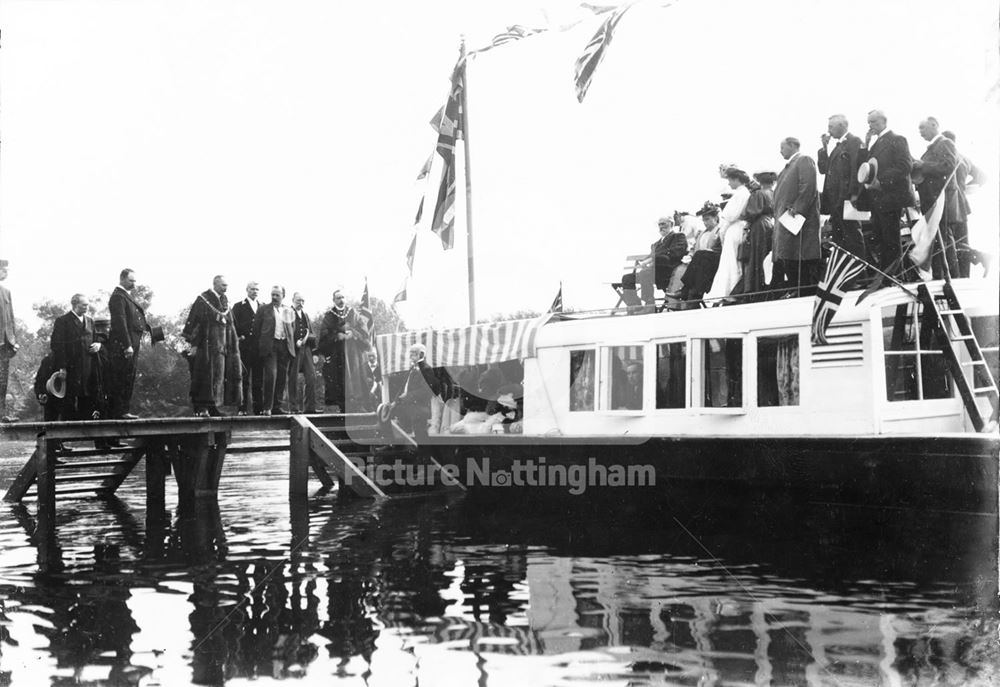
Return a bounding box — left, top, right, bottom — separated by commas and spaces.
855, 110, 914, 272
0, 260, 18, 422
51, 294, 101, 420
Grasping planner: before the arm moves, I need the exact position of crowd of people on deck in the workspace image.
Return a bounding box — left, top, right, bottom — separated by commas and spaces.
618, 110, 987, 312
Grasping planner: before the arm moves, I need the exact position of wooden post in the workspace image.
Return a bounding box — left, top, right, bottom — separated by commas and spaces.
208, 432, 229, 491
35, 436, 59, 571
289, 418, 310, 498
146, 442, 167, 514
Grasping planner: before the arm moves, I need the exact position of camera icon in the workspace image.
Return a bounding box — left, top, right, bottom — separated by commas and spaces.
491, 470, 512, 487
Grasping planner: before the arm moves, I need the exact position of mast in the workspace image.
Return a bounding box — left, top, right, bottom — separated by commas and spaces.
459, 38, 476, 325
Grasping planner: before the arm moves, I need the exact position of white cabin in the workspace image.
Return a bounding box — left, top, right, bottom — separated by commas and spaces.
376, 277, 999, 439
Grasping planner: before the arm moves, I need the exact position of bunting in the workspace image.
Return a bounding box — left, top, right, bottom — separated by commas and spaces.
574, 5, 631, 103
430, 58, 465, 250
405, 235, 417, 273
416, 153, 433, 180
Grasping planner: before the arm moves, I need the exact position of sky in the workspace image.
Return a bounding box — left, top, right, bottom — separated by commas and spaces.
1, 0, 998, 329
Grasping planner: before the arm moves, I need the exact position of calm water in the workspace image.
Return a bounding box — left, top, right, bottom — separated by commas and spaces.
0, 444, 997, 686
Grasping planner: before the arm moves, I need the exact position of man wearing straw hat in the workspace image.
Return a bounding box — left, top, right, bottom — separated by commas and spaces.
0, 260, 18, 422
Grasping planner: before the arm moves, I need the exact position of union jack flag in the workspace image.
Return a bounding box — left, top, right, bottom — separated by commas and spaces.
548, 283, 563, 313
574, 5, 631, 102
811, 245, 865, 345
430, 59, 465, 250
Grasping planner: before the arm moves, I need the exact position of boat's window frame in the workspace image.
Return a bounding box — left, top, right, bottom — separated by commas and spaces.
752, 328, 805, 409
597, 342, 647, 415
650, 336, 688, 411
880, 301, 953, 403
567, 347, 598, 413
690, 334, 747, 415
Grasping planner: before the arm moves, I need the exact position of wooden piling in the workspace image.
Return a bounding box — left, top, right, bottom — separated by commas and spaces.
34, 436, 58, 571
289, 419, 310, 498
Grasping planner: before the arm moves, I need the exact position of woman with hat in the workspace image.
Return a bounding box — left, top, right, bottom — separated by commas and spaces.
705, 167, 752, 303
678, 201, 723, 304
735, 170, 777, 298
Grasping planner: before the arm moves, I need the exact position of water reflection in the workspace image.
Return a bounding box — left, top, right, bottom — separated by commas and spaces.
0, 453, 996, 685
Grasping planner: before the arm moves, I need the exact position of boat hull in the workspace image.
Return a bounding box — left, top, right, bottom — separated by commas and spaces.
405, 435, 1000, 515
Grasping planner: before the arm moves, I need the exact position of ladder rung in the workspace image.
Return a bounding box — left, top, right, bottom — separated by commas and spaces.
55, 459, 134, 469
961, 360, 988, 366
54, 472, 120, 483
950, 335, 976, 341
974, 387, 998, 395
938, 310, 965, 316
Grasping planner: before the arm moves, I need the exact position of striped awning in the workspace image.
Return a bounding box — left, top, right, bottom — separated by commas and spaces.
376, 316, 549, 375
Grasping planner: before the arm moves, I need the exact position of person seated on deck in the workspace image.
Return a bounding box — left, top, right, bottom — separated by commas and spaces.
677, 201, 723, 305
619, 216, 689, 311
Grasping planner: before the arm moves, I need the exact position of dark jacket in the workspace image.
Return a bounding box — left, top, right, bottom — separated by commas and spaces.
817, 133, 863, 215
651, 232, 689, 289
51, 311, 95, 399
231, 299, 259, 342
916, 136, 964, 223
252, 303, 296, 357
291, 309, 314, 351
772, 153, 821, 261
108, 286, 148, 351
34, 354, 55, 398
859, 131, 914, 212
397, 359, 441, 409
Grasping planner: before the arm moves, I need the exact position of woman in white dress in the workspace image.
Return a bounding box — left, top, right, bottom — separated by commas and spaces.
705, 167, 751, 302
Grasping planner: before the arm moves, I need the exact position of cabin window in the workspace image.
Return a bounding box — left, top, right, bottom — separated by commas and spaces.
655, 342, 686, 409
606, 345, 644, 410
699, 338, 743, 408
970, 316, 999, 392
757, 335, 799, 406
882, 303, 952, 402
569, 350, 596, 412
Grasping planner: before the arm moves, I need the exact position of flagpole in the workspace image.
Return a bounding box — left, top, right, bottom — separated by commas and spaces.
459, 38, 476, 325
831, 243, 919, 300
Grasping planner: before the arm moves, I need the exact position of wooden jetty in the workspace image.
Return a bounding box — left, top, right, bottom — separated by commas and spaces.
2, 414, 458, 562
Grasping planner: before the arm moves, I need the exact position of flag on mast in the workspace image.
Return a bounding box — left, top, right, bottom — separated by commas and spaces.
574, 5, 631, 103
908, 179, 949, 271
811, 245, 866, 345
360, 280, 376, 348
393, 279, 408, 304
405, 234, 417, 273
548, 283, 563, 313
430, 59, 465, 249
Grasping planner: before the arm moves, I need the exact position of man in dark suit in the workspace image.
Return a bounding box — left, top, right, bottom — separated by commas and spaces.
0, 260, 18, 422
621, 217, 689, 308
942, 130, 984, 277
390, 343, 441, 442
818, 114, 865, 258
231, 281, 262, 414
772, 137, 822, 291
287, 292, 317, 414
51, 294, 101, 420
856, 110, 913, 272
252, 285, 296, 415
914, 117, 961, 278
108, 268, 149, 419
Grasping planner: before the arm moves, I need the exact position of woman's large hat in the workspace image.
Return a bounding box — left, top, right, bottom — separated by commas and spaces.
696, 200, 720, 217
46, 371, 66, 399
857, 158, 879, 185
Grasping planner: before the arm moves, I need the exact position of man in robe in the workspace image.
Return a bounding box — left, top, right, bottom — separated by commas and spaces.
182, 275, 242, 417
0, 259, 17, 422
818, 114, 865, 259
913, 117, 962, 278
854, 110, 913, 272
231, 281, 263, 415
108, 268, 150, 419
772, 137, 821, 292
51, 294, 100, 420
318, 290, 371, 412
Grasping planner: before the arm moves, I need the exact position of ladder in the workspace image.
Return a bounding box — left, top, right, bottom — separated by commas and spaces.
916, 281, 1000, 432
4, 440, 145, 503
